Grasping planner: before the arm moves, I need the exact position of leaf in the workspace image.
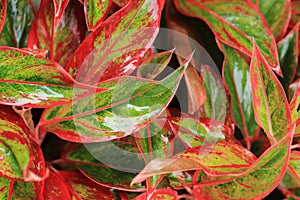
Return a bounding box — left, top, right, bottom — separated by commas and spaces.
192, 128, 293, 199
113, 0, 129, 7
131, 141, 256, 184
61, 144, 146, 191
165, 0, 206, 114
290, 79, 300, 125
0, 0, 34, 47
11, 179, 44, 200
43, 171, 72, 199
133, 188, 179, 200
290, 0, 300, 28
288, 151, 300, 182
0, 105, 32, 179
221, 43, 258, 146
0, 0, 6, 33
250, 42, 291, 144
257, 0, 291, 40
0, 47, 97, 107
65, 0, 162, 84
278, 24, 299, 94
200, 64, 228, 123
84, 0, 112, 31
53, 0, 70, 24
137, 49, 174, 80
39, 58, 190, 142
0, 177, 10, 199
58, 171, 116, 199
173, 0, 281, 74
28, 0, 86, 66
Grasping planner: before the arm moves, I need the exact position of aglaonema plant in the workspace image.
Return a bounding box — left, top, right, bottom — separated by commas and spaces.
0, 0, 299, 199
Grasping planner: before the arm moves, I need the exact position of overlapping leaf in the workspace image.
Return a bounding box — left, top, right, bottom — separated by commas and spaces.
257, 0, 291, 40
288, 151, 300, 181
65, 0, 162, 84
173, 0, 280, 74
0, 47, 95, 107
53, 0, 70, 24
0, 0, 6, 33
137, 49, 174, 80
0, 0, 34, 47
60, 144, 146, 191
250, 42, 291, 143
28, 0, 86, 66
39, 59, 189, 142
43, 171, 72, 199
133, 188, 179, 200
221, 43, 257, 146
278, 24, 299, 93
84, 0, 112, 31
192, 130, 293, 199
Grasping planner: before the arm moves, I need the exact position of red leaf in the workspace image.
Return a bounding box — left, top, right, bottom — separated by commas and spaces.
53, 0, 70, 25
0, 0, 6, 33
65, 0, 162, 84
28, 0, 86, 66
43, 171, 72, 199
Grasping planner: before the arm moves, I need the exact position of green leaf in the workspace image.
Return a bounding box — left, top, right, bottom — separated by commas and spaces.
288, 151, 300, 182
250, 42, 291, 143
257, 0, 291, 40
39, 58, 190, 142
137, 49, 174, 80
173, 0, 280, 74
65, 0, 162, 84
221, 43, 258, 145
0, 47, 93, 107
0, 105, 32, 179
0, 177, 10, 199
0, 0, 34, 47
84, 0, 112, 31
133, 188, 179, 200
278, 24, 299, 95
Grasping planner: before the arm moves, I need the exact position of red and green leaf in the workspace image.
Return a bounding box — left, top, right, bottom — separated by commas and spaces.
192, 132, 292, 199
65, 0, 162, 84
61, 144, 146, 191
84, 0, 112, 31
0, 0, 6, 34
278, 24, 299, 94
28, 0, 86, 66
288, 150, 300, 181
250, 42, 291, 143
0, 47, 95, 107
39, 59, 189, 142
257, 0, 291, 40
131, 141, 256, 184
53, 0, 70, 24
0, 0, 34, 47
137, 49, 174, 80
0, 105, 32, 179
221, 43, 258, 146
173, 0, 280, 74
133, 188, 179, 200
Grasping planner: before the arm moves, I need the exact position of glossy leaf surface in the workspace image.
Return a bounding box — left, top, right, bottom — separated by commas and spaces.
28, 0, 86, 66
250, 42, 291, 143
39, 60, 188, 142
278, 24, 299, 93
174, 0, 280, 74
0, 0, 34, 47
65, 0, 161, 84
222, 43, 257, 144
133, 188, 179, 200
61, 144, 146, 191
257, 0, 291, 40
0, 47, 93, 107
84, 0, 112, 31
